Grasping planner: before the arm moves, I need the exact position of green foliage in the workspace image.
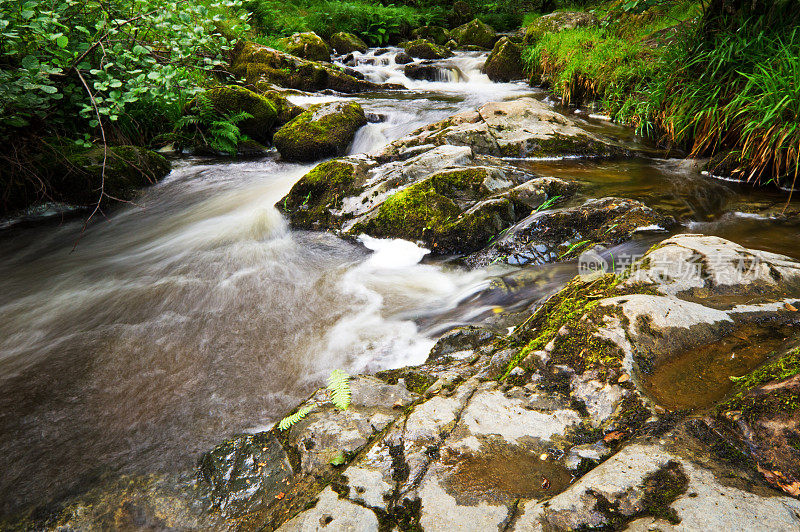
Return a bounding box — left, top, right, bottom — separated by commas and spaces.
176, 93, 253, 156
245, 0, 445, 45
0, 0, 250, 139
278, 405, 314, 430
327, 369, 351, 410
276, 369, 351, 431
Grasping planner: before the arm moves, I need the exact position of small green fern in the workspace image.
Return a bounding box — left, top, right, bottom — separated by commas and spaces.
175, 93, 253, 156
327, 369, 351, 410
278, 405, 314, 431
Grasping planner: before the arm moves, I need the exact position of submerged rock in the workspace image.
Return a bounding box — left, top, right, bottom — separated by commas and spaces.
278, 31, 331, 62
484, 37, 525, 82
450, 18, 497, 49
273, 101, 367, 162
329, 32, 368, 54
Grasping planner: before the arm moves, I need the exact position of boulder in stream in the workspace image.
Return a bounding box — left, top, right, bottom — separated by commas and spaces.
278, 31, 331, 62
450, 18, 497, 49
411, 25, 451, 46
273, 101, 367, 162
484, 37, 525, 82
404, 39, 453, 60
329, 32, 368, 54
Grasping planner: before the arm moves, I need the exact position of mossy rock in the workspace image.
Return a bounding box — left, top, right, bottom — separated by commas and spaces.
189, 86, 278, 145
404, 39, 453, 60
484, 37, 524, 82
280, 160, 363, 229
258, 90, 304, 126
329, 32, 368, 54
524, 11, 599, 45
450, 18, 497, 49
448, 0, 474, 27
231, 42, 383, 94
278, 32, 331, 62
47, 144, 171, 207
273, 102, 367, 162
351, 167, 518, 254
411, 26, 451, 46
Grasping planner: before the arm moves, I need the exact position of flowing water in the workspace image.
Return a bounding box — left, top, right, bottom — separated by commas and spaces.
0, 49, 798, 515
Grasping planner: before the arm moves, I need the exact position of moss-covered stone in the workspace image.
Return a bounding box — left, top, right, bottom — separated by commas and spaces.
329, 32, 368, 54
278, 31, 331, 62
273, 101, 367, 162
258, 90, 304, 126
450, 18, 497, 49
484, 37, 524, 82
352, 167, 518, 254
280, 160, 362, 229
404, 39, 453, 60
189, 85, 278, 145
501, 274, 626, 380
411, 26, 451, 46
230, 41, 382, 93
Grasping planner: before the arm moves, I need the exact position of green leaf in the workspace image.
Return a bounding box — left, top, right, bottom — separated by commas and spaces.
278, 405, 313, 431
327, 369, 351, 411
56, 35, 68, 48
329, 451, 346, 466
21, 55, 39, 70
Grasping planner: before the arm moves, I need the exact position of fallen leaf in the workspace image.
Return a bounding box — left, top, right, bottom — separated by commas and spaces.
276, 492, 285, 500
617, 374, 630, 383
785, 302, 798, 312
541, 477, 550, 490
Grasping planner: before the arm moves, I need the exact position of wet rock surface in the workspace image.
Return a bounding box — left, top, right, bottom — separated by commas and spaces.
484, 36, 525, 82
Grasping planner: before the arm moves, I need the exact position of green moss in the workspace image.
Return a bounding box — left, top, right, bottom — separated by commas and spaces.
411, 26, 451, 46
451, 18, 496, 49
280, 160, 360, 228
279, 32, 331, 62
353, 168, 516, 254
719, 348, 800, 420
198, 86, 278, 144
501, 274, 624, 379
273, 102, 367, 162
329, 32, 367, 54
638, 460, 689, 524
404, 39, 451, 60
484, 37, 524, 82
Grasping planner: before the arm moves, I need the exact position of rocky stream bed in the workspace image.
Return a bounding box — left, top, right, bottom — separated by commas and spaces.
2, 41, 800, 531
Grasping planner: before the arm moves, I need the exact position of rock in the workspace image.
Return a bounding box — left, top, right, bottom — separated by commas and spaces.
450, 18, 497, 49
279, 31, 331, 62
260, 90, 304, 126
404, 39, 453, 60
395, 51, 413, 64
524, 11, 599, 45
198, 431, 293, 518
329, 32, 368, 54
273, 101, 367, 162
465, 197, 676, 267
404, 61, 464, 82
185, 85, 278, 145
382, 97, 630, 159
231, 41, 392, 93
411, 26, 451, 46
278, 487, 379, 531
512, 432, 800, 531
712, 347, 800, 497
47, 144, 171, 207
484, 37, 524, 82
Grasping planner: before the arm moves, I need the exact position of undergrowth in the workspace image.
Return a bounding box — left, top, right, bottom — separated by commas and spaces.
522, 0, 800, 189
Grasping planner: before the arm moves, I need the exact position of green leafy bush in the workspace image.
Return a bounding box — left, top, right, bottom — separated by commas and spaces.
0, 0, 251, 139
175, 93, 254, 156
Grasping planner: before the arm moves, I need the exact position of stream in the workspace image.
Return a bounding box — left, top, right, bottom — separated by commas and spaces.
0, 48, 798, 516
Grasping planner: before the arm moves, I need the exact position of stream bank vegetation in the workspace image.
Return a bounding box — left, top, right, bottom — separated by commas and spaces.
522, 0, 800, 192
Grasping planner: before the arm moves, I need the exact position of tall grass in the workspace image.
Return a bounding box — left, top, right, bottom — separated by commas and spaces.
523, 0, 800, 188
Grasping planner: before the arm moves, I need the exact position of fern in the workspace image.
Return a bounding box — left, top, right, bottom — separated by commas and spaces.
278, 405, 314, 431
327, 369, 351, 410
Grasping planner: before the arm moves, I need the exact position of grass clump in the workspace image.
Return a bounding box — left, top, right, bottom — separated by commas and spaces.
720, 348, 800, 419
522, 0, 800, 189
